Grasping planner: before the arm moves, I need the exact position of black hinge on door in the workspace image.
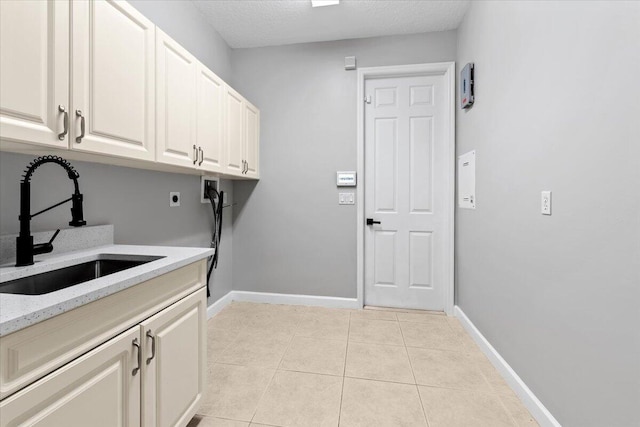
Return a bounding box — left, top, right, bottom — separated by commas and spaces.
366, 218, 381, 226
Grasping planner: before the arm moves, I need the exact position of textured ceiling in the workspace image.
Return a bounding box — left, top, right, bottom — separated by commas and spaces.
192, 0, 470, 48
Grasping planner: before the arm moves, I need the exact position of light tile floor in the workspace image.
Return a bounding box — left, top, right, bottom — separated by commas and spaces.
188, 302, 539, 427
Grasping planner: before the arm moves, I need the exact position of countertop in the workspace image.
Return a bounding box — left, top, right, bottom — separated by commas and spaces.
0, 244, 214, 337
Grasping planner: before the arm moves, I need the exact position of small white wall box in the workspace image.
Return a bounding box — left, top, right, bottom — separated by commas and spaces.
200, 176, 219, 204
460, 63, 474, 109
337, 171, 357, 187
345, 56, 356, 70
458, 150, 476, 209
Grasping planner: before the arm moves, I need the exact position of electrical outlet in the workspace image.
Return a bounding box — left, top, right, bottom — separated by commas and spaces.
541, 191, 551, 215
170, 192, 180, 207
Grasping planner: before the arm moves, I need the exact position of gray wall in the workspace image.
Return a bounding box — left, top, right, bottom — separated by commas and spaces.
231, 32, 457, 298
0, 1, 235, 304
129, 0, 232, 82
455, 2, 640, 426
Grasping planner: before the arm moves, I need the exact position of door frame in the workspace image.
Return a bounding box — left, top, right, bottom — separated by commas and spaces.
356, 62, 456, 315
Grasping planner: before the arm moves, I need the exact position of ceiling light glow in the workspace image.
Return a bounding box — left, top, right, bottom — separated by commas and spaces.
311, 0, 340, 7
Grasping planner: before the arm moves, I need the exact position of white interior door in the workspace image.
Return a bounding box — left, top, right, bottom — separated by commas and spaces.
364, 74, 447, 311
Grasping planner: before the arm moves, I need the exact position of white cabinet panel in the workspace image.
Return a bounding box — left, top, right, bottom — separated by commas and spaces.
197, 65, 225, 173
156, 29, 197, 168
224, 85, 245, 175
0, 0, 69, 148
244, 101, 260, 178
0, 326, 140, 427
141, 289, 206, 427
71, 0, 155, 160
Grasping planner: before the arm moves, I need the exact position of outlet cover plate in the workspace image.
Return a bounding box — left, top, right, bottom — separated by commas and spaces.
170, 192, 180, 207
201, 176, 220, 203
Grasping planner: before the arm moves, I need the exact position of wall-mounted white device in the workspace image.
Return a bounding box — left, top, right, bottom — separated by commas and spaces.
345, 56, 356, 71
337, 171, 357, 187
201, 176, 219, 204
460, 63, 474, 109
541, 191, 552, 215
339, 193, 355, 205
458, 150, 476, 209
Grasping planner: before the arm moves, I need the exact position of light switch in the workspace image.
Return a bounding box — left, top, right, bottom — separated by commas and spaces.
541, 191, 551, 215
339, 193, 355, 205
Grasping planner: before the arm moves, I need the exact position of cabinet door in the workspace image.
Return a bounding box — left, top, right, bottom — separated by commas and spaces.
71, 0, 155, 161
156, 29, 197, 168
141, 288, 206, 427
0, 0, 69, 149
244, 101, 260, 179
223, 85, 245, 176
197, 64, 225, 173
0, 326, 141, 427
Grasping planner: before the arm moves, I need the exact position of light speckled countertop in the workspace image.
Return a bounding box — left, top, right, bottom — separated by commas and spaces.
0, 245, 214, 336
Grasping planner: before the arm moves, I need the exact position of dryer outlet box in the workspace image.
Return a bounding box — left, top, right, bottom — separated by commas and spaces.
201, 176, 219, 203
460, 63, 474, 109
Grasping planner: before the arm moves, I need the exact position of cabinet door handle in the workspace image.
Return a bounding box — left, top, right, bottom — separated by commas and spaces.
132, 338, 141, 376
75, 110, 85, 143
245, 161, 249, 174
198, 147, 204, 166
193, 145, 198, 165
58, 105, 68, 141
146, 330, 156, 365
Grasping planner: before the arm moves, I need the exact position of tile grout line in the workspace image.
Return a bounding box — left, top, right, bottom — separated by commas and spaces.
399, 317, 431, 427
336, 310, 352, 426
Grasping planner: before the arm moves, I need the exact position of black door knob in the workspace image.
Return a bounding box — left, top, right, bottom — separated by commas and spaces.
366, 218, 381, 226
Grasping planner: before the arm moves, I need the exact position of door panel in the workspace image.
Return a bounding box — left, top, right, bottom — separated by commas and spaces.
141, 289, 206, 427
244, 101, 260, 178
0, 327, 140, 427
72, 0, 155, 160
197, 65, 225, 172
0, 0, 69, 148
364, 75, 445, 310
156, 29, 197, 168
224, 86, 244, 175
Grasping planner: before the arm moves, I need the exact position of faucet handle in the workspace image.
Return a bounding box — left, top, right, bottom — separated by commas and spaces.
48, 229, 61, 244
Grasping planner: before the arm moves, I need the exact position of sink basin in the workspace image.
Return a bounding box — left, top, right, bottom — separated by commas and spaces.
0, 254, 165, 295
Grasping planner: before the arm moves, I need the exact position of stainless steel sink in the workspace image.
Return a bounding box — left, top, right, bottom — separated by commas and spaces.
0, 254, 165, 295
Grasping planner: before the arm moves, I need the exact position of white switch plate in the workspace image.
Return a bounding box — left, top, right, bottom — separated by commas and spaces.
339, 193, 355, 205
541, 191, 551, 215
170, 192, 180, 207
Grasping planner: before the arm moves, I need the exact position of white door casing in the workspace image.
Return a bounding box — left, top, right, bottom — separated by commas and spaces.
71, 0, 156, 161
359, 63, 455, 313
0, 0, 69, 149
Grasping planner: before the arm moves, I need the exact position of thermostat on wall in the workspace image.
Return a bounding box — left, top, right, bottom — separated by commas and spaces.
460, 63, 474, 109
337, 171, 357, 187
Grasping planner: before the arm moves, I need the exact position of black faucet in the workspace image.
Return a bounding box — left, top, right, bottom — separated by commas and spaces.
16, 156, 86, 267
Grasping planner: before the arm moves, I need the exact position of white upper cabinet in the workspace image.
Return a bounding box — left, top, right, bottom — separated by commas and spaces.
155, 29, 197, 168
196, 65, 225, 173
71, 0, 156, 161
224, 85, 245, 176
244, 101, 260, 179
0, 0, 70, 149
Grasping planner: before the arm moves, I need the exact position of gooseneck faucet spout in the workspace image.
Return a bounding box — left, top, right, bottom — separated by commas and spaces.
16, 156, 87, 267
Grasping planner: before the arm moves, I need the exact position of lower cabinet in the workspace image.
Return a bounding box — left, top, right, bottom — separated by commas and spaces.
0, 287, 206, 427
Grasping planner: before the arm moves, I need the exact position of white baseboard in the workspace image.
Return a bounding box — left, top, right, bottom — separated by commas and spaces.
454, 306, 561, 427
206, 291, 235, 319
231, 290, 360, 309
207, 290, 360, 319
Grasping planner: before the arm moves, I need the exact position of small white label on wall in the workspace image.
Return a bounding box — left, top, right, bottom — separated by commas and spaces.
337, 171, 357, 187
458, 150, 476, 209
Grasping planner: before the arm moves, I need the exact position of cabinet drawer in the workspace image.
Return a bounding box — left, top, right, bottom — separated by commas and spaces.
0, 260, 206, 400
